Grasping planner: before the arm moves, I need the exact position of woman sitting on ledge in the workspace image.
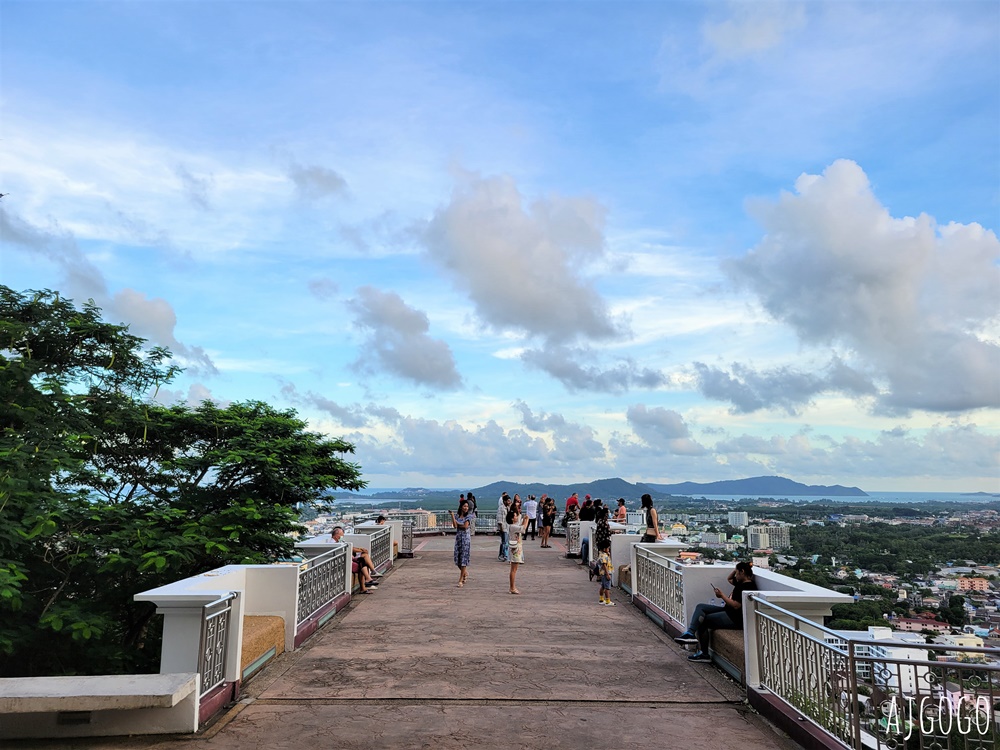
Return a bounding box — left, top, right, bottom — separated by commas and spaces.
674, 561, 756, 663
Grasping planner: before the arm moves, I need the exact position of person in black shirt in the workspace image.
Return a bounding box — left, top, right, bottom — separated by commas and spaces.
674, 561, 756, 663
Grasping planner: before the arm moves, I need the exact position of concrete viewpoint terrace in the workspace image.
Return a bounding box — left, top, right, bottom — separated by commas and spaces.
8, 535, 801, 750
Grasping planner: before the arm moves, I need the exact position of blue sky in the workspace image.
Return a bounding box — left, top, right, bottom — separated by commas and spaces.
2, 1, 998, 492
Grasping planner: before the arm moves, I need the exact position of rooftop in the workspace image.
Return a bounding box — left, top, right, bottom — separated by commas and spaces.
8, 535, 801, 750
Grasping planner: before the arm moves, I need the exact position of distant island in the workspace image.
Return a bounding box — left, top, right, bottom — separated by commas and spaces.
645, 476, 868, 497
336, 475, 868, 502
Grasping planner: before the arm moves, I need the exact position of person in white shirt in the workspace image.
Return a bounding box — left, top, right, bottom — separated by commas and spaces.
523, 495, 539, 541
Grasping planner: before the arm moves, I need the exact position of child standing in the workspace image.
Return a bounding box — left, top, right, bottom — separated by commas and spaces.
596, 542, 615, 606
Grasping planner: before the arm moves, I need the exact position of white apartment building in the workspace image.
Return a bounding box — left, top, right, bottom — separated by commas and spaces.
728, 511, 749, 528
747, 524, 791, 550
825, 626, 929, 695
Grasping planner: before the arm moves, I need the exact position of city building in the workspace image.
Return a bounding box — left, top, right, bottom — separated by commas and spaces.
957, 577, 990, 592
727, 511, 748, 528
894, 618, 951, 634
747, 524, 791, 550
825, 626, 929, 695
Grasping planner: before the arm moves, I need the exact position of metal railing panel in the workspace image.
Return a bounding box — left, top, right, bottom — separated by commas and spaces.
352, 525, 392, 569
199, 593, 237, 697
750, 596, 1000, 749
400, 520, 414, 554
633, 546, 684, 626
475, 511, 497, 533
296, 544, 349, 624
566, 522, 581, 554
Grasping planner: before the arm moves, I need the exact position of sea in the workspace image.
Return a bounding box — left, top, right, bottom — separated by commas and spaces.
342, 490, 997, 505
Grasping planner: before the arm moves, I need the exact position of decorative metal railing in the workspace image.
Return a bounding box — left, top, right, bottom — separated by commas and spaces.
750, 596, 999, 750
475, 511, 497, 533
428, 510, 499, 533
633, 546, 685, 626
199, 593, 237, 697
296, 544, 349, 625
400, 520, 414, 554
566, 522, 581, 555
352, 526, 392, 570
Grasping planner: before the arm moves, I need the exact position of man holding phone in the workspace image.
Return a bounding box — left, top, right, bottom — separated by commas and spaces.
674, 561, 756, 663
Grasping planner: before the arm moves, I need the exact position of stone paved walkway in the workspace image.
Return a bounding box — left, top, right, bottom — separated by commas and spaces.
12, 535, 801, 750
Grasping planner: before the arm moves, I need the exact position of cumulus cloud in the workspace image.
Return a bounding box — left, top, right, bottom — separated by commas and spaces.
347, 286, 462, 390
727, 159, 1000, 413
521, 345, 667, 394
512, 400, 606, 462
693, 358, 876, 414
424, 173, 620, 343
288, 163, 348, 200
0, 207, 216, 373
350, 417, 555, 476
109, 288, 216, 373
624, 404, 706, 456
279, 381, 371, 428
711, 424, 1000, 484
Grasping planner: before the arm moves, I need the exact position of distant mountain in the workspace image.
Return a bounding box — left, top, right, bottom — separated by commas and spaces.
644, 476, 867, 497
474, 477, 658, 501
341, 475, 868, 503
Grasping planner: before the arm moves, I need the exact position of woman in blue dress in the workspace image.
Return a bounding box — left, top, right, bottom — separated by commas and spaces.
450, 499, 475, 587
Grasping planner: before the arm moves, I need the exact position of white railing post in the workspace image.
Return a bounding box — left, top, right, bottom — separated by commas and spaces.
743, 595, 763, 689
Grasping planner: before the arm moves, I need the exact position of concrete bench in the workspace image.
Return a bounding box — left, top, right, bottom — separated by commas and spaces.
709, 629, 747, 683
241, 615, 285, 680
0, 673, 199, 739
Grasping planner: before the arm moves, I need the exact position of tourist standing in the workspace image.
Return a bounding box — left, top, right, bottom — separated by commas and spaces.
507, 496, 528, 594
539, 497, 555, 548
640, 493, 660, 542
565, 492, 580, 513
497, 493, 511, 561
449, 500, 475, 587
593, 505, 612, 564
596, 541, 615, 606
466, 491, 478, 535
523, 494, 538, 540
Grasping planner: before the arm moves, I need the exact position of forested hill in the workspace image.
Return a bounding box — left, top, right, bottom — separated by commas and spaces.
344, 476, 868, 503
474, 477, 652, 500
645, 476, 868, 497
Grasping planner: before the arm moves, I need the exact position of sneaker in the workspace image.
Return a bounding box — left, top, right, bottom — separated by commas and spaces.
603, 600, 617, 606
674, 631, 698, 644
687, 651, 711, 663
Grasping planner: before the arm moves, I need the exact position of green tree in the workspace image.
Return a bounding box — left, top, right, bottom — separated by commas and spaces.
0, 287, 365, 677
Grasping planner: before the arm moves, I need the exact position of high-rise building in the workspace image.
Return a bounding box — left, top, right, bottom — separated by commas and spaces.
728, 511, 749, 528
747, 524, 791, 550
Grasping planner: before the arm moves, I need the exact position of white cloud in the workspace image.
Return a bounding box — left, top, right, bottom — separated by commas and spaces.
347, 286, 462, 390
520, 344, 667, 394
0, 206, 216, 372
424, 172, 621, 344
702, 1, 807, 62
726, 159, 1000, 413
